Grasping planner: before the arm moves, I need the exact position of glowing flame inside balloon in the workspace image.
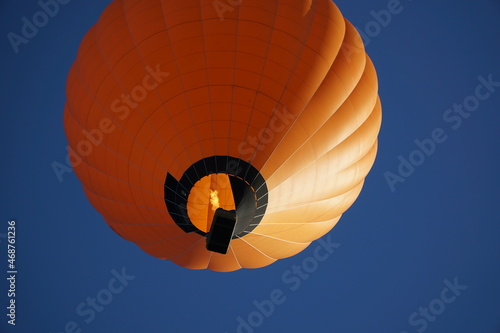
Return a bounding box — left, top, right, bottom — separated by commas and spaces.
210, 190, 220, 211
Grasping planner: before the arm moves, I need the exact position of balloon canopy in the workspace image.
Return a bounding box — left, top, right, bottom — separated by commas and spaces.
64, 0, 382, 271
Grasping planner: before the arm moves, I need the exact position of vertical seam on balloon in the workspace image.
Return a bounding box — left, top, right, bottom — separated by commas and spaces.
246, 0, 320, 172
206, 245, 239, 271
258, 3, 350, 180
158, 0, 208, 179
236, 0, 281, 172
234, 234, 278, 260
228, 244, 243, 270
119, 0, 198, 183
226, 0, 243, 162
198, 0, 217, 160
204, 252, 213, 269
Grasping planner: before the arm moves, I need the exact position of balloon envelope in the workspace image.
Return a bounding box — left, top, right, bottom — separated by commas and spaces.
64, 0, 382, 271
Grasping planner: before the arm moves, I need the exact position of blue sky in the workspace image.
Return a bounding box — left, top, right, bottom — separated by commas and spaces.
1, 0, 500, 332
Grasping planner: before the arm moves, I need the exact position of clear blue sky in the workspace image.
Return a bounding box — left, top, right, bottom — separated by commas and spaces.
1, 1, 500, 332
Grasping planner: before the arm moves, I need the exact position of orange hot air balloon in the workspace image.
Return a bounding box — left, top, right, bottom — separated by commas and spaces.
64, 0, 381, 271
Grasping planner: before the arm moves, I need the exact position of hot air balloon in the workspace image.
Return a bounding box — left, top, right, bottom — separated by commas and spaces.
64, 0, 382, 271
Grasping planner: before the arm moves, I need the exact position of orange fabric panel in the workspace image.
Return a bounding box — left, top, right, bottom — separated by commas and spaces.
207, 250, 242, 272
235, 233, 311, 259
262, 181, 364, 223
138, 232, 205, 260
171, 239, 213, 270
251, 217, 340, 244
268, 106, 381, 205
230, 238, 277, 269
